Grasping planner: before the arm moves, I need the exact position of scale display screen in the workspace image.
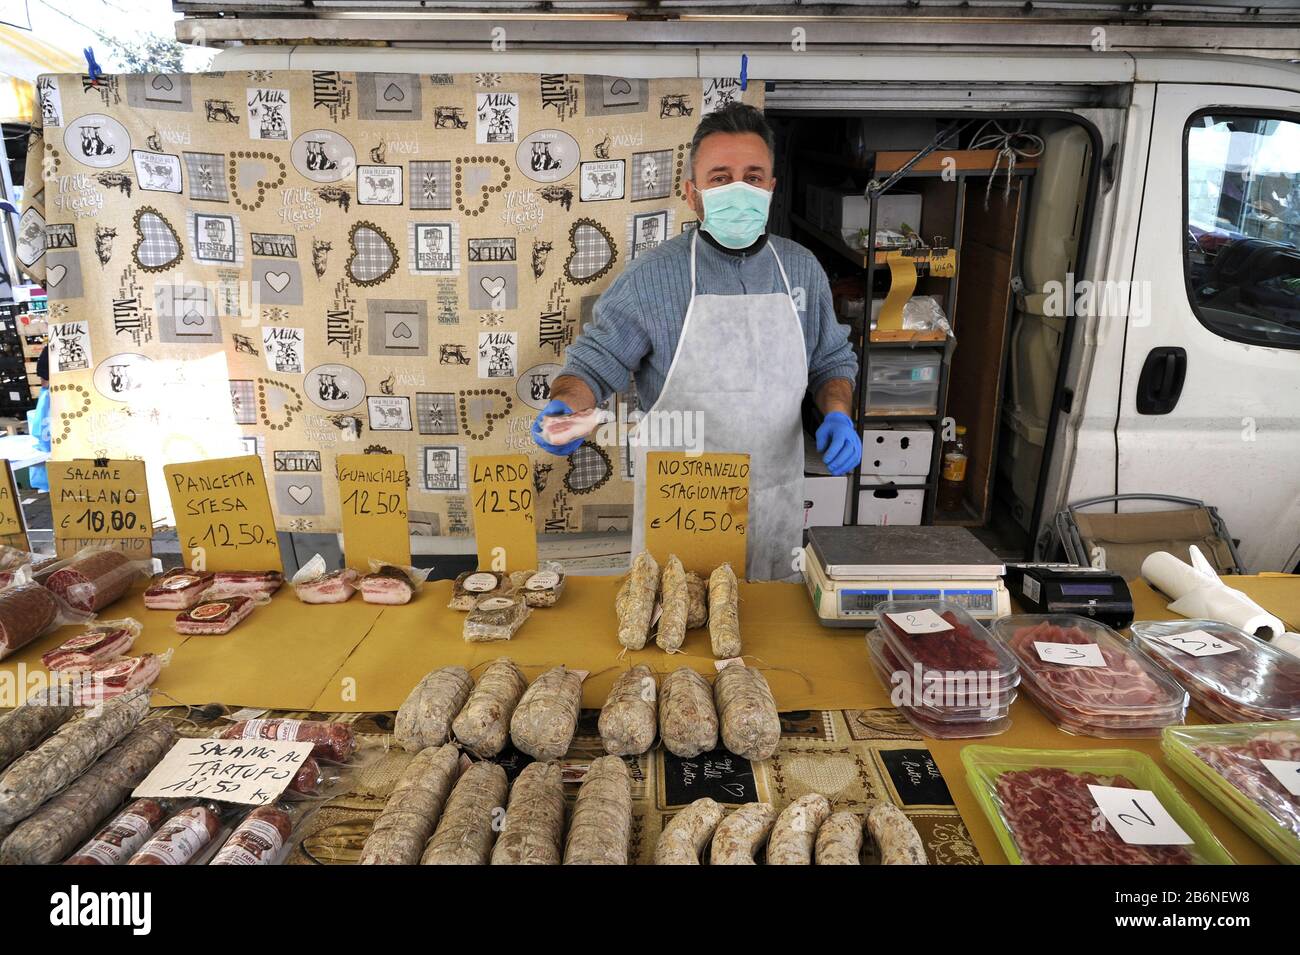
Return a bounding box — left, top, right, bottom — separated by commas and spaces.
1059, 583, 1115, 596
840, 589, 890, 615
943, 589, 997, 613
837, 587, 998, 616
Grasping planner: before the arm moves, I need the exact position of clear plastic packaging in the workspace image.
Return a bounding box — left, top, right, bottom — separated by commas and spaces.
41, 617, 143, 672
962, 745, 1234, 865
143, 568, 214, 610
68, 649, 171, 706
0, 582, 93, 661
508, 562, 566, 608
0, 563, 33, 591
173, 593, 266, 635
540, 408, 611, 446
41, 547, 152, 614
991, 614, 1188, 737
448, 570, 511, 611
207, 569, 283, 597
360, 559, 432, 605
1130, 619, 1300, 723
1162, 721, 1300, 865
291, 554, 360, 604
464, 594, 531, 642
876, 601, 1019, 690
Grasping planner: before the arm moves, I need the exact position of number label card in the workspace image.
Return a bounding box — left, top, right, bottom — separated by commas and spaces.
1034, 641, 1106, 667
164, 455, 282, 572
133, 737, 314, 806
1261, 759, 1300, 797
1087, 784, 1194, 846
1154, 630, 1240, 658
48, 458, 153, 559
886, 609, 953, 635
337, 453, 410, 572
468, 453, 537, 571
0, 459, 29, 550
645, 451, 749, 577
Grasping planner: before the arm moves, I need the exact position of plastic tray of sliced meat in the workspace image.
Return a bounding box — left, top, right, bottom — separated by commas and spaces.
1131, 619, 1300, 723
991, 614, 1187, 736
144, 568, 214, 610
876, 601, 1019, 691
962, 745, 1234, 865
867, 631, 1013, 737
1163, 722, 1300, 865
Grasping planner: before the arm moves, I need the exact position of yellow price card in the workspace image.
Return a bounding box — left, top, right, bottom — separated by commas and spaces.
337, 453, 410, 572
468, 453, 537, 571
644, 451, 749, 576
48, 458, 153, 559
164, 455, 282, 572
0, 460, 29, 551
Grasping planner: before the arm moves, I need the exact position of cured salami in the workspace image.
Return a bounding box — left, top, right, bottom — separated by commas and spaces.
66, 799, 168, 865
395, 666, 474, 752
597, 665, 657, 757
421, 760, 508, 865
491, 760, 565, 866
654, 797, 723, 865
713, 663, 781, 762
452, 658, 527, 758
563, 756, 632, 866
45, 550, 141, 613
220, 718, 356, 762
128, 805, 222, 865
358, 745, 462, 865
0, 583, 60, 660
210, 806, 294, 865
659, 667, 718, 758
510, 666, 583, 761
0, 686, 76, 773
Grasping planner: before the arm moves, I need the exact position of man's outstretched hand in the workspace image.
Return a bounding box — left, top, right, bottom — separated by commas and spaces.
531, 399, 585, 456
816, 411, 862, 476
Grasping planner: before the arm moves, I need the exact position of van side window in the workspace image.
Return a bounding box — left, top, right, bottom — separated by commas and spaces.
1184, 112, 1300, 348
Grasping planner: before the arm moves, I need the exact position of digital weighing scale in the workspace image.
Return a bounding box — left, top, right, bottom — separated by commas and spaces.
1002, 563, 1134, 628
805, 525, 1011, 628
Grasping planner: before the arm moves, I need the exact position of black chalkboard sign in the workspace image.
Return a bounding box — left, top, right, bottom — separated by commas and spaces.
879, 748, 953, 806
662, 747, 758, 806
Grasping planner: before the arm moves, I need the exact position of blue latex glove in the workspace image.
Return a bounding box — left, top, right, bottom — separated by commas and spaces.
816, 411, 862, 477
531, 399, 585, 456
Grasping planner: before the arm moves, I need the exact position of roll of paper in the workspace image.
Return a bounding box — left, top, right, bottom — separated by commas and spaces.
1141, 549, 1284, 640
1271, 632, 1300, 661
1141, 549, 1218, 600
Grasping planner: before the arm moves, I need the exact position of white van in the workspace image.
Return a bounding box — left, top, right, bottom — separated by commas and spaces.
191, 3, 1300, 572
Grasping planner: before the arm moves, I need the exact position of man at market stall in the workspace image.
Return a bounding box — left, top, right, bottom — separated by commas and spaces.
532, 102, 861, 582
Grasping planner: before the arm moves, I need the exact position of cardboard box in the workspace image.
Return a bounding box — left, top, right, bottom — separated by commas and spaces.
828, 192, 923, 236
860, 424, 934, 476
852, 486, 925, 526
803, 475, 847, 529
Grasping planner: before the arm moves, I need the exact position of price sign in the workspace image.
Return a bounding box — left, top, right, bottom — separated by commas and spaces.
164, 455, 282, 572
644, 451, 749, 576
468, 453, 537, 571
337, 453, 410, 572
1087, 784, 1193, 846
1034, 641, 1106, 668
1154, 629, 1240, 658
47, 458, 152, 559
133, 737, 314, 806
0, 459, 29, 550
886, 609, 953, 635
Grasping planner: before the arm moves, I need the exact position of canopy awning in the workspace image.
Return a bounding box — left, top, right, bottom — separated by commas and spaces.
0, 23, 85, 123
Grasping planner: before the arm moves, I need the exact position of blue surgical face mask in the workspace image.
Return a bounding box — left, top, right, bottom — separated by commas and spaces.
698, 180, 772, 249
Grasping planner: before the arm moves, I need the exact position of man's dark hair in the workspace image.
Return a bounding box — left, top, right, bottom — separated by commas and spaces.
36, 345, 49, 383
688, 102, 775, 181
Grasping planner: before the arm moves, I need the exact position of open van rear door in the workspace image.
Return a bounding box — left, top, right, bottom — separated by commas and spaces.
1116, 83, 1300, 572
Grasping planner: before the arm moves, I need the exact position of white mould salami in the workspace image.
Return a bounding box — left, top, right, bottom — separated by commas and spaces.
713, 664, 781, 762
452, 658, 527, 757
710, 802, 778, 865
656, 555, 688, 652
0, 688, 150, 828
654, 797, 724, 865
510, 665, 583, 761
420, 760, 508, 865
0, 686, 76, 773
814, 811, 864, 865
866, 800, 928, 865
563, 755, 632, 866
685, 571, 708, 630
357, 744, 461, 866
616, 551, 659, 650
659, 667, 719, 758
0, 719, 176, 865
767, 793, 832, 865
708, 563, 741, 658
394, 665, 474, 752
597, 665, 657, 757
490, 760, 565, 866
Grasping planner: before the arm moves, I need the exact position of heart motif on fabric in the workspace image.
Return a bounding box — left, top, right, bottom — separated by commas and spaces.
609, 78, 633, 95
383, 83, 404, 102
564, 217, 618, 285
479, 276, 506, 299
256, 378, 304, 431
454, 154, 511, 216
564, 441, 613, 494
347, 221, 398, 287
780, 756, 857, 797
457, 388, 513, 440
229, 149, 288, 213
132, 206, 183, 272
152, 74, 174, 91
287, 484, 313, 505
264, 271, 291, 293
181, 308, 205, 326
46, 264, 67, 287
390, 322, 413, 340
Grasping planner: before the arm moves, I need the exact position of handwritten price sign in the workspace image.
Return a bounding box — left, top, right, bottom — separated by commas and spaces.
469, 453, 537, 571
645, 451, 749, 576
0, 460, 29, 550
164, 455, 282, 572
48, 458, 153, 559
337, 453, 410, 572
133, 737, 314, 806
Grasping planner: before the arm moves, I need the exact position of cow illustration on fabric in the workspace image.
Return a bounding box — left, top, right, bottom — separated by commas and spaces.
530, 141, 562, 173
79, 127, 115, 159
204, 99, 240, 123
306, 140, 338, 172
317, 373, 349, 403
311, 240, 331, 278
489, 108, 513, 142
531, 240, 552, 279
94, 226, 116, 266
434, 106, 468, 129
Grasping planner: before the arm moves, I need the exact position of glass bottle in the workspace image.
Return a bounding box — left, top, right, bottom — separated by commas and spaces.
938, 425, 969, 512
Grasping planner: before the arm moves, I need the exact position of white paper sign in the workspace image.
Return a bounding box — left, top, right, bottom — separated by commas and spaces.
133, 737, 314, 806
1087, 784, 1194, 846
886, 609, 953, 635
1154, 630, 1240, 658
1035, 641, 1106, 667
1260, 759, 1300, 797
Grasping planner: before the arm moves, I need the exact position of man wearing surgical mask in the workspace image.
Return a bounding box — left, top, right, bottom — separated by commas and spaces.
534, 103, 860, 582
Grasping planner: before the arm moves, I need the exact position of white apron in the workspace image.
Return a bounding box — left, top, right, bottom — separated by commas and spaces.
630, 232, 807, 582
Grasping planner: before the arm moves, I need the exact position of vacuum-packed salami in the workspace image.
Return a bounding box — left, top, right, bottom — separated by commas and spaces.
128, 805, 222, 865
598, 665, 657, 757
0, 719, 175, 865
358, 744, 461, 866
45, 549, 143, 613
491, 760, 565, 866
0, 583, 61, 660
452, 658, 527, 757
659, 667, 718, 758
563, 755, 632, 866
220, 718, 356, 762
420, 760, 508, 865
510, 665, 583, 761
0, 686, 76, 773
714, 664, 781, 761
65, 798, 167, 865
395, 666, 474, 752
210, 806, 294, 865
654, 797, 723, 865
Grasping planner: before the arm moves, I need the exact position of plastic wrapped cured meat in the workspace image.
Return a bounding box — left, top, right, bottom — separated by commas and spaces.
508, 565, 566, 608
73, 652, 167, 706
463, 594, 531, 642
174, 595, 259, 635
540, 408, 609, 446
713, 663, 781, 761
1130, 619, 1300, 723
66, 798, 168, 865
448, 571, 510, 611
209, 570, 283, 597
44, 549, 147, 613
395, 666, 475, 752
291, 555, 359, 604
358, 745, 461, 866
0, 583, 62, 660
209, 806, 294, 865
128, 805, 223, 865
41, 619, 142, 672
220, 718, 356, 762
598, 665, 657, 757
360, 562, 431, 605
143, 568, 214, 610
452, 658, 528, 758
510, 666, 584, 761
659, 667, 718, 758
563, 755, 632, 866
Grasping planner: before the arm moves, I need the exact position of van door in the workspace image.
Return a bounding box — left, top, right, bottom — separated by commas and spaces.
1116, 83, 1300, 572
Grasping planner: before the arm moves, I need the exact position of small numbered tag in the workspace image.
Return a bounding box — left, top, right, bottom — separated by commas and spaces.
886, 609, 953, 635
1260, 759, 1300, 797
1034, 641, 1106, 667
1087, 784, 1194, 846
1154, 630, 1239, 658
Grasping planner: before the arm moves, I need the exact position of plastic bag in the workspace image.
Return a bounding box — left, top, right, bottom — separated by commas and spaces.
360, 559, 432, 606
41, 617, 144, 672
540, 408, 612, 446
464, 594, 531, 642
291, 554, 360, 604
508, 561, 566, 608
66, 648, 171, 707
448, 570, 511, 611
41, 547, 153, 614
0, 583, 94, 661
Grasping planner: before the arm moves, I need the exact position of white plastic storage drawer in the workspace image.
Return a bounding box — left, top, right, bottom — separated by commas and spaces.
865, 352, 941, 415
852, 487, 925, 525
803, 475, 848, 529
860, 424, 934, 476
